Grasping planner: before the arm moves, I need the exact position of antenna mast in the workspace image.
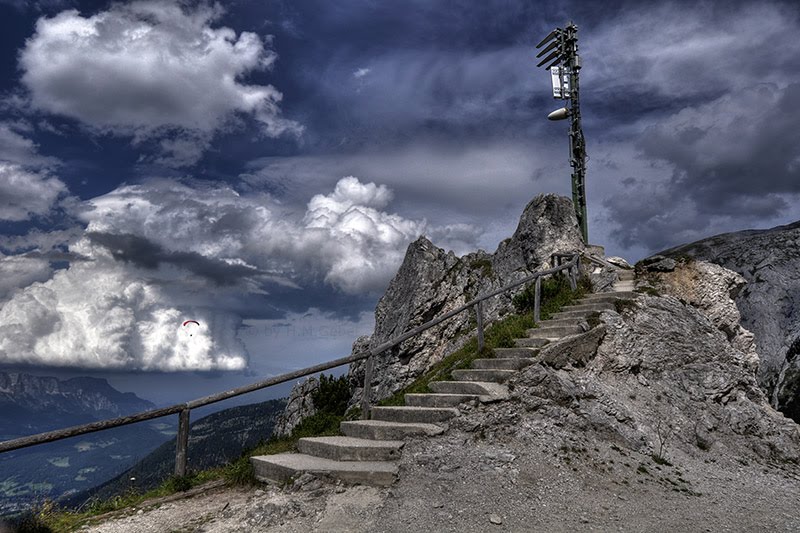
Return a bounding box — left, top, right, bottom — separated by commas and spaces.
536, 21, 588, 243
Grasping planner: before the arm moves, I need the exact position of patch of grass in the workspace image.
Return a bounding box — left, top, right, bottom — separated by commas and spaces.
585, 311, 602, 329
514, 275, 588, 319
635, 286, 661, 297
380, 275, 586, 407
637, 464, 650, 475
613, 299, 637, 314
470, 258, 494, 278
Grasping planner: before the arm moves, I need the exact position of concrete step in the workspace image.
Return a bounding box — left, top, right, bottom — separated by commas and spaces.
340, 420, 445, 440
297, 436, 403, 462
405, 393, 480, 407
550, 309, 601, 320
450, 368, 516, 383
494, 339, 546, 359
614, 282, 635, 291
511, 338, 549, 349
618, 271, 635, 280
536, 318, 584, 328
472, 357, 535, 370
579, 291, 636, 301
525, 325, 584, 338
370, 406, 458, 424
251, 453, 398, 487
560, 302, 614, 313
429, 380, 509, 400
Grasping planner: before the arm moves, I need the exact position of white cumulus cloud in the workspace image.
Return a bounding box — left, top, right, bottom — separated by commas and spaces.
19, 1, 301, 166
0, 162, 67, 221
80, 176, 426, 294
0, 238, 247, 371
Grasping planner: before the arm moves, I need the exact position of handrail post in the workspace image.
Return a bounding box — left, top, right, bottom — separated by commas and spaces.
475, 300, 485, 352
361, 354, 374, 420
569, 263, 577, 291
534, 275, 542, 324
174, 407, 190, 477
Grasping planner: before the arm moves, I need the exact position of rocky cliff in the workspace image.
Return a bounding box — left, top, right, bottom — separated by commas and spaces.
654, 220, 800, 422
347, 193, 585, 404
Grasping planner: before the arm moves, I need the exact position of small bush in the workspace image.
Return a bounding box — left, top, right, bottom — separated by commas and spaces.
651, 454, 672, 466
613, 299, 637, 314
513, 274, 590, 319
635, 286, 661, 297
470, 258, 493, 278
163, 475, 192, 493
5, 512, 54, 533
312, 374, 351, 416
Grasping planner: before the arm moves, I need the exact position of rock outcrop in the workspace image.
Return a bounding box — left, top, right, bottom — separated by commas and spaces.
656, 220, 800, 421
347, 194, 585, 403
502, 292, 799, 464
272, 377, 319, 437
639, 260, 760, 372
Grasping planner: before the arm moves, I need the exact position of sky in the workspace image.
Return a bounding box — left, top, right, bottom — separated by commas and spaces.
0, 0, 798, 408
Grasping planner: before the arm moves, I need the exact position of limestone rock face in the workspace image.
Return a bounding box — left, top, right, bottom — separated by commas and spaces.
509, 295, 800, 462
657, 220, 800, 421
349, 194, 585, 403
272, 377, 319, 437
641, 260, 759, 373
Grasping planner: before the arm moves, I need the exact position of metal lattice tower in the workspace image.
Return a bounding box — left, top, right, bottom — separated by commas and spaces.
536, 22, 588, 243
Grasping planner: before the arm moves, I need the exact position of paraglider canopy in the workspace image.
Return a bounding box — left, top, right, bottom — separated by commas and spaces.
182, 320, 200, 336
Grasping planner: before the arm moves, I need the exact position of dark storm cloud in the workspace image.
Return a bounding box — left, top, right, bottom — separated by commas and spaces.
87, 231, 262, 287
603, 82, 800, 251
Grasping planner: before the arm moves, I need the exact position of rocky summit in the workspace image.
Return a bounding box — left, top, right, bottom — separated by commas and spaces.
654, 220, 800, 422
346, 193, 585, 405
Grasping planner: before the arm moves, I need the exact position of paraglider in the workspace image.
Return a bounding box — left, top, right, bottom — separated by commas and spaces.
183, 320, 200, 336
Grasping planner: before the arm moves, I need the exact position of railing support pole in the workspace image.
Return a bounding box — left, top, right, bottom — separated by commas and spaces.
475, 301, 485, 352
534, 275, 542, 324
175, 407, 190, 477
569, 265, 577, 291
361, 355, 374, 420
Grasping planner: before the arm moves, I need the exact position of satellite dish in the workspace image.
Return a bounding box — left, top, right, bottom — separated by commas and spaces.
547, 107, 570, 121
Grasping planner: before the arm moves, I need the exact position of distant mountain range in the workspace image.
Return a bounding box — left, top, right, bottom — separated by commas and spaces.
67, 398, 286, 506
0, 372, 168, 516
0, 371, 155, 439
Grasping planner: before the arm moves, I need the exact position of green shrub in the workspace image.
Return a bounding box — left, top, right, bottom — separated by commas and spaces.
513, 274, 588, 319
614, 299, 637, 314
470, 258, 493, 278
163, 475, 192, 493
311, 374, 351, 416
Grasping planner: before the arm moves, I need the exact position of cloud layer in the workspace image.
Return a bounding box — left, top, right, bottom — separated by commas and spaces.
80, 176, 428, 294
0, 238, 247, 371
0, 176, 437, 370
19, 1, 301, 166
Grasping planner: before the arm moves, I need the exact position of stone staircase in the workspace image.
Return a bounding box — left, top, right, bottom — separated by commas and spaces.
250, 268, 636, 487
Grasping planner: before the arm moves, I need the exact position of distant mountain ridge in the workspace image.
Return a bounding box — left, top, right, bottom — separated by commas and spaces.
68, 398, 286, 506
0, 372, 167, 516
0, 371, 155, 439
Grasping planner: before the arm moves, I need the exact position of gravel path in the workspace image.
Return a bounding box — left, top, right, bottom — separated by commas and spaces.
82, 416, 800, 533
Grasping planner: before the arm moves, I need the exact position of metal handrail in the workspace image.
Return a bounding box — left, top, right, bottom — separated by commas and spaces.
0, 252, 581, 479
